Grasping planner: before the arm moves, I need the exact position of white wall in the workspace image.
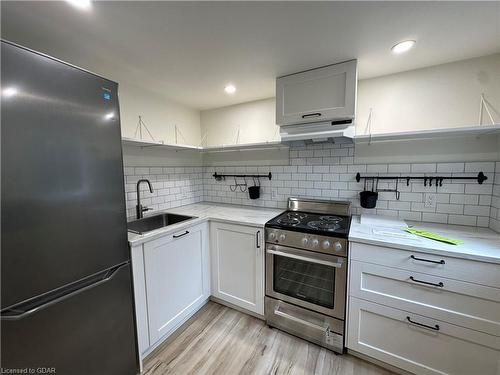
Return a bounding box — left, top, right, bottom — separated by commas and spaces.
200, 98, 278, 146
198, 54, 500, 164
353, 135, 500, 164
122, 146, 203, 167
199, 54, 500, 146
119, 82, 201, 145
356, 53, 500, 135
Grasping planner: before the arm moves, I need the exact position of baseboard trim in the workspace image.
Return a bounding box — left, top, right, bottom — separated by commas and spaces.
209, 296, 265, 321
142, 298, 210, 368
347, 349, 413, 375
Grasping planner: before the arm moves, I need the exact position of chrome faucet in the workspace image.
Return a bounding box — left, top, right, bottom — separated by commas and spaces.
136, 179, 153, 219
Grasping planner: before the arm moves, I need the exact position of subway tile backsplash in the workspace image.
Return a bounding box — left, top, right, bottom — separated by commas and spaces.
203, 143, 496, 229
123, 166, 203, 219
123, 143, 499, 232
490, 162, 500, 232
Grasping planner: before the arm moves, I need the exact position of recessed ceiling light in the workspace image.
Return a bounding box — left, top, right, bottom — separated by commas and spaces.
224, 84, 236, 94
2, 87, 18, 98
391, 40, 416, 54
65, 0, 92, 11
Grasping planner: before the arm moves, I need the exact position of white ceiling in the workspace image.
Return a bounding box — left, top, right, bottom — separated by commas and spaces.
2, 1, 499, 110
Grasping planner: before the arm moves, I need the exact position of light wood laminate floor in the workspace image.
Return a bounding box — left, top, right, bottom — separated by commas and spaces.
143, 302, 394, 375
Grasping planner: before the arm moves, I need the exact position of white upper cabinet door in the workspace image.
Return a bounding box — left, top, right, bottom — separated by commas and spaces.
210, 222, 264, 315
276, 60, 357, 126
144, 224, 209, 345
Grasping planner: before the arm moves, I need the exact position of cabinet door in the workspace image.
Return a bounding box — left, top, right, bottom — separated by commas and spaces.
144, 224, 209, 345
347, 297, 500, 375
210, 222, 264, 315
276, 60, 357, 126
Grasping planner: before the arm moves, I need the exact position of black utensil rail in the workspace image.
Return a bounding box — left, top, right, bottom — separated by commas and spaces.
355, 171, 487, 186
213, 172, 272, 181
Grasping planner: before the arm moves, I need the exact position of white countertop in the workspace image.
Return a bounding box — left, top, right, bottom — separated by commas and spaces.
349, 215, 500, 264
129, 204, 500, 264
128, 203, 283, 246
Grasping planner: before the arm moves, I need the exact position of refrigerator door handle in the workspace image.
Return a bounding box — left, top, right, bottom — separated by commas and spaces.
1, 262, 128, 321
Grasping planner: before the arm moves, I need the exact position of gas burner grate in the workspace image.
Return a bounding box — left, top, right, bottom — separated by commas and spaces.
277, 217, 301, 226
319, 216, 343, 223
307, 221, 340, 232
288, 212, 308, 220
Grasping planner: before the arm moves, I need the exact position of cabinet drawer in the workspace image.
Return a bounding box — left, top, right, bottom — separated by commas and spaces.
347, 297, 500, 375
350, 260, 500, 336
350, 242, 500, 288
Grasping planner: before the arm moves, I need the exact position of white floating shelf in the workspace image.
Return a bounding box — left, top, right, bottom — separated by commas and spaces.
201, 141, 288, 153
123, 124, 500, 151
122, 138, 287, 153
355, 124, 500, 143
121, 137, 202, 151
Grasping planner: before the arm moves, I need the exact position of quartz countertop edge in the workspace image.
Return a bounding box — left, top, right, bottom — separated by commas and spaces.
349, 215, 500, 264
127, 202, 283, 246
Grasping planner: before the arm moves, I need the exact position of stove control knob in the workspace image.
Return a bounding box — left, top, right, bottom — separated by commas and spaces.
269, 232, 276, 241
333, 241, 343, 252
311, 239, 319, 247
279, 234, 286, 242
302, 237, 309, 246
322, 240, 331, 249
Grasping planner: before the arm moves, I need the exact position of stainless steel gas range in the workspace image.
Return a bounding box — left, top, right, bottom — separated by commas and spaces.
264, 198, 351, 354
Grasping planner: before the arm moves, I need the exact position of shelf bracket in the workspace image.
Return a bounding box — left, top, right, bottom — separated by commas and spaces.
479, 93, 496, 126
134, 115, 156, 142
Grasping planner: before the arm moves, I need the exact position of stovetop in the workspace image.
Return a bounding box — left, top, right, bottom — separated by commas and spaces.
266, 210, 351, 238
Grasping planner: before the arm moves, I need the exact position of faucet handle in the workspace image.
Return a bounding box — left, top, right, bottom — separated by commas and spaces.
141, 206, 151, 213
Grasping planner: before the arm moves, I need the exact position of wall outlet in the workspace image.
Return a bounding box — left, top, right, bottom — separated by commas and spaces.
271, 188, 278, 200
424, 193, 436, 209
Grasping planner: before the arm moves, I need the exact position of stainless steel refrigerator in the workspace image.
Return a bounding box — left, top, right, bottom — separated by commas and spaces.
1, 40, 138, 374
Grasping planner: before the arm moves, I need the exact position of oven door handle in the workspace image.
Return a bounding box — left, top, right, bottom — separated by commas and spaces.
266, 249, 343, 268
274, 305, 329, 332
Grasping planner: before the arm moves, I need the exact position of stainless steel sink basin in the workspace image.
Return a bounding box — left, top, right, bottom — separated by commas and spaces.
127, 213, 194, 234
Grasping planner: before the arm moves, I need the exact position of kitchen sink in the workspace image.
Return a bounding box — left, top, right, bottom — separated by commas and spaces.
127, 213, 194, 234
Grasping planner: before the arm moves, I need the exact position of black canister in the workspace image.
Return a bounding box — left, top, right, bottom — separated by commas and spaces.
360, 178, 378, 208
248, 177, 260, 199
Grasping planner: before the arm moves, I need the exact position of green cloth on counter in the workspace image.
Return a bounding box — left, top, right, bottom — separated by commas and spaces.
404, 228, 464, 245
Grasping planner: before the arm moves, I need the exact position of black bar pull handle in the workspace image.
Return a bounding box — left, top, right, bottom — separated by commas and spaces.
173, 230, 190, 239
406, 316, 440, 331
1, 262, 128, 321
301, 113, 322, 119
410, 255, 445, 265
410, 276, 444, 288
256, 230, 261, 248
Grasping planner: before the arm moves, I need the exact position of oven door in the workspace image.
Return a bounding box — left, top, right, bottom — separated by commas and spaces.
265, 244, 346, 320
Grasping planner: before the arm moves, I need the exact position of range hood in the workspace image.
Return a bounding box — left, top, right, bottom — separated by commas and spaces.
279, 120, 356, 143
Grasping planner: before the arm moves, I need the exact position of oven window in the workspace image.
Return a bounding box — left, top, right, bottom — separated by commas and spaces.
273, 254, 335, 309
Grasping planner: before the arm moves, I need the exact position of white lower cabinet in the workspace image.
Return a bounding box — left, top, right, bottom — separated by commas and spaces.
144, 225, 209, 345
130, 220, 264, 369
130, 222, 209, 364
347, 242, 500, 375
210, 222, 264, 315
348, 297, 500, 375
